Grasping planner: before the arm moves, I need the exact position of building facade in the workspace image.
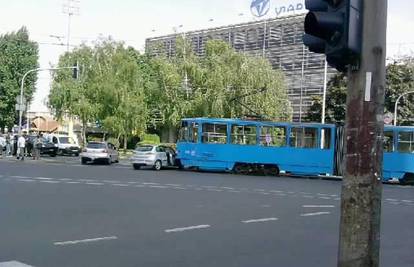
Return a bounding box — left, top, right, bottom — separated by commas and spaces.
145, 15, 337, 121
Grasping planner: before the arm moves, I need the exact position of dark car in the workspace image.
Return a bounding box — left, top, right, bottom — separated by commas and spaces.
27, 136, 58, 157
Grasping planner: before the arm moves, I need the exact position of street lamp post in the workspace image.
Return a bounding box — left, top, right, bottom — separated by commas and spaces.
393, 91, 414, 126
18, 66, 79, 134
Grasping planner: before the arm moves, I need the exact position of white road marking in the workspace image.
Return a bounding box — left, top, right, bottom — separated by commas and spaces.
11, 176, 29, 179
79, 179, 98, 182
221, 187, 234, 190
401, 200, 413, 203
303, 195, 315, 199
228, 190, 241, 193
261, 205, 272, 208
86, 183, 104, 186
143, 182, 160, 185
0, 261, 34, 267
165, 225, 210, 233
103, 180, 120, 183
39, 180, 61, 184
242, 218, 279, 224
59, 178, 73, 181
270, 190, 284, 193
66, 181, 81, 184
386, 198, 399, 202
54, 236, 118, 246
206, 188, 223, 192
112, 184, 129, 187
148, 185, 168, 189
17, 179, 36, 183
166, 184, 182, 187
34, 177, 52, 180
301, 212, 331, 217
254, 189, 266, 192
318, 197, 332, 200
302, 205, 335, 208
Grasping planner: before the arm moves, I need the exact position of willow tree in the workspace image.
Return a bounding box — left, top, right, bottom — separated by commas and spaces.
50, 39, 148, 147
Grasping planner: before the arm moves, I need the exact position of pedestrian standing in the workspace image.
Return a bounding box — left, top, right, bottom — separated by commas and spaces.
13, 135, 18, 156
0, 134, 5, 159
33, 135, 42, 160
17, 134, 26, 161
5, 133, 11, 156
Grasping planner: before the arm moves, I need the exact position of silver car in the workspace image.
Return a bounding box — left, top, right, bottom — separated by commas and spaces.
81, 142, 119, 165
131, 145, 177, 170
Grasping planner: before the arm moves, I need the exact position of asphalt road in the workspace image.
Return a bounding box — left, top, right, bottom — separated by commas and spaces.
0, 158, 413, 267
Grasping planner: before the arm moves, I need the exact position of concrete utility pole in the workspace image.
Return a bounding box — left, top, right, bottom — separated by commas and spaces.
338, 1, 387, 267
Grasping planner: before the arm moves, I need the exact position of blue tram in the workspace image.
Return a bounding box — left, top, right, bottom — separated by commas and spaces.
176, 118, 414, 183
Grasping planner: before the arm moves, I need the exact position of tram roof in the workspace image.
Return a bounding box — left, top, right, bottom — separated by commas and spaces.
181, 118, 336, 127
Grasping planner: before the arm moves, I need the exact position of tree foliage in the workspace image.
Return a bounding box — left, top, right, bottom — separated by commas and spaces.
306, 60, 414, 125
0, 27, 39, 129
49, 39, 147, 146
148, 38, 291, 128
50, 37, 291, 145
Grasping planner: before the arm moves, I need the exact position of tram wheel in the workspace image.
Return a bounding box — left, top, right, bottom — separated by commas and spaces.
264, 165, 280, 176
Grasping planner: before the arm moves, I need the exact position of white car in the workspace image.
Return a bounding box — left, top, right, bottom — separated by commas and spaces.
131, 145, 178, 170
81, 142, 119, 165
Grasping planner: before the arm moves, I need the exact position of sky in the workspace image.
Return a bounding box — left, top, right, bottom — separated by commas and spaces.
0, 0, 413, 112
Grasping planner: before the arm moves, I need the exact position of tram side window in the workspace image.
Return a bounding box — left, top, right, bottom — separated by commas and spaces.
260, 126, 286, 147
202, 123, 227, 144
289, 127, 318, 148
398, 131, 414, 153
321, 128, 331, 150
191, 123, 199, 143
231, 125, 257, 145
384, 131, 394, 152
179, 121, 189, 142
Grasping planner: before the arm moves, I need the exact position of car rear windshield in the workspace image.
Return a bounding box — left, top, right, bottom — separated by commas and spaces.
87, 143, 106, 149
135, 146, 154, 152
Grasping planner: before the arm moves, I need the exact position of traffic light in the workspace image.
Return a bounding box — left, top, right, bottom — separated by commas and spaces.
303, 0, 363, 72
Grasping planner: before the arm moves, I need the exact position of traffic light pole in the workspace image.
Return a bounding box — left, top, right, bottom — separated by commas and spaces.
338, 1, 387, 267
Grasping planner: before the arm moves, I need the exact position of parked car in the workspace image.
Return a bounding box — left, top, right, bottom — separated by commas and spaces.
27, 136, 58, 157
80, 142, 119, 165
131, 144, 179, 170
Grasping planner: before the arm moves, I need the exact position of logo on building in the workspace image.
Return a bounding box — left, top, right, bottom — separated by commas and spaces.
250, 0, 271, 18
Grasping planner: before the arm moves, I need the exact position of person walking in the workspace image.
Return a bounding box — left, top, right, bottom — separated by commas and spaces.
17, 134, 26, 160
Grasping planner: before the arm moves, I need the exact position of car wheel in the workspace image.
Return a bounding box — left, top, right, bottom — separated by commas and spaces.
50, 153, 57, 157
153, 160, 162, 171
133, 164, 141, 170
74, 153, 79, 157
81, 158, 87, 165
107, 158, 112, 165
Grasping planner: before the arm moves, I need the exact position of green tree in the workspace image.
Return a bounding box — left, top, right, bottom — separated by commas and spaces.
49, 45, 99, 143
147, 38, 291, 142
0, 27, 39, 129
49, 39, 148, 147
385, 61, 414, 125
306, 60, 414, 124
306, 73, 347, 123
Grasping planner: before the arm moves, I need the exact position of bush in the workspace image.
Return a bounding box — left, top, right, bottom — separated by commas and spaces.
139, 134, 160, 145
